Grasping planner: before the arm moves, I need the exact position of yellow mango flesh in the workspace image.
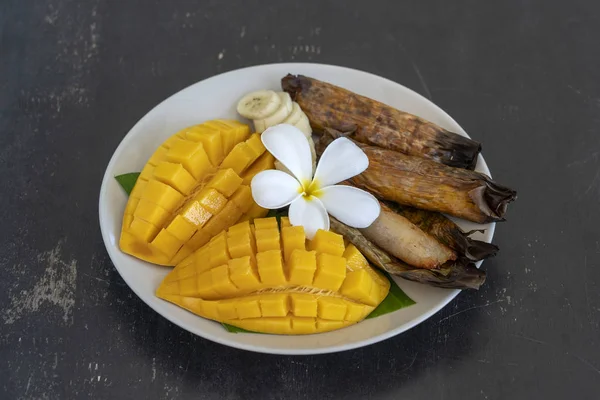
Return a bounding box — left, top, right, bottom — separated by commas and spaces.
156, 220, 390, 335
119, 120, 274, 266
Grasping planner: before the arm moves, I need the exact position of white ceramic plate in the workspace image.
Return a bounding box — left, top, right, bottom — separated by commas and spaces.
99, 63, 494, 355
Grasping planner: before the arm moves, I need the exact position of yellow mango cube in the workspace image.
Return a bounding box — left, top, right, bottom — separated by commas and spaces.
235, 298, 262, 319
254, 217, 278, 231
229, 185, 253, 213
255, 228, 280, 253
343, 244, 369, 271
228, 256, 261, 290
308, 229, 345, 257
124, 196, 139, 216
241, 152, 275, 185
195, 188, 227, 215
256, 250, 286, 285
210, 265, 238, 297
133, 198, 171, 227
141, 179, 184, 211
150, 228, 184, 259
317, 297, 347, 320
166, 140, 214, 181
139, 163, 155, 181
281, 226, 305, 262
291, 317, 317, 334
245, 133, 266, 157
340, 270, 377, 306
202, 201, 242, 236
199, 300, 220, 320
288, 250, 317, 285
147, 145, 169, 166
216, 119, 251, 143
166, 214, 197, 242
181, 200, 212, 227
129, 179, 147, 199
153, 162, 196, 195
129, 217, 160, 242
316, 319, 347, 332
162, 135, 184, 149
206, 168, 242, 197
345, 303, 374, 322
313, 253, 346, 291
227, 230, 255, 259
259, 294, 289, 317
227, 220, 251, 236
220, 142, 257, 175
185, 125, 223, 166
209, 235, 231, 269
280, 217, 291, 228
216, 301, 238, 320
290, 294, 318, 317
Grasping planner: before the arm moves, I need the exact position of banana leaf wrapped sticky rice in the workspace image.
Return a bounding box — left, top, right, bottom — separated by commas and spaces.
330, 218, 486, 290
388, 204, 498, 261
282, 74, 482, 170
316, 129, 516, 224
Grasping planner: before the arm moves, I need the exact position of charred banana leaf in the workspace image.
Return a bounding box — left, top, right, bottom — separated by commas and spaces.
330, 218, 486, 290
282, 74, 481, 170
317, 130, 516, 224
388, 203, 499, 261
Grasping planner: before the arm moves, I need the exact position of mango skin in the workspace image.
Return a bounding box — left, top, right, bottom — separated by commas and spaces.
156, 218, 391, 335
120, 120, 274, 266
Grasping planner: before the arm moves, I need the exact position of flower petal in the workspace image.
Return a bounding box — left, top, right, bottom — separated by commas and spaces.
261, 124, 313, 186
251, 170, 302, 209
288, 196, 330, 240
312, 137, 369, 187
317, 185, 380, 228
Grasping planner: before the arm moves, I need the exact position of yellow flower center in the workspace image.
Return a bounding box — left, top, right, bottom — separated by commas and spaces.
299, 179, 321, 200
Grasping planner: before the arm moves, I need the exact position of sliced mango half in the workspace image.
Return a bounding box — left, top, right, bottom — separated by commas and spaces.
156, 217, 391, 335
120, 120, 275, 266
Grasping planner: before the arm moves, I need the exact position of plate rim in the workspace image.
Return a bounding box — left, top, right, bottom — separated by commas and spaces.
99, 62, 495, 355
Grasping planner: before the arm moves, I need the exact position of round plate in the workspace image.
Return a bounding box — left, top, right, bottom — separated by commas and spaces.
99, 63, 494, 355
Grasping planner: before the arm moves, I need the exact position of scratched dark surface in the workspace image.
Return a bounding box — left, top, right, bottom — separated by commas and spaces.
1, 0, 599, 399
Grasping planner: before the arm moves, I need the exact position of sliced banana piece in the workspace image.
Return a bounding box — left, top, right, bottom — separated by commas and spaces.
237, 90, 281, 120
294, 113, 313, 137
252, 92, 293, 133
282, 102, 303, 126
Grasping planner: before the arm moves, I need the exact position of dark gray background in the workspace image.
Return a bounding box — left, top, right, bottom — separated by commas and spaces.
1, 0, 599, 399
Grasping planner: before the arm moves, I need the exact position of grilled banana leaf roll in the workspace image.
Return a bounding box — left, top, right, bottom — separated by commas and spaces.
360, 202, 456, 269
316, 130, 516, 224
330, 218, 486, 290
282, 74, 481, 170
387, 203, 499, 261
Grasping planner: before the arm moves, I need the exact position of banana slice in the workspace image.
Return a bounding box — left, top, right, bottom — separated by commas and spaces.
252, 92, 293, 133
282, 102, 303, 126
237, 90, 281, 120
294, 113, 313, 137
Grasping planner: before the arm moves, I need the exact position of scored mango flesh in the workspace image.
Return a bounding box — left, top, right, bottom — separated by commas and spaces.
120, 120, 275, 266
156, 217, 391, 335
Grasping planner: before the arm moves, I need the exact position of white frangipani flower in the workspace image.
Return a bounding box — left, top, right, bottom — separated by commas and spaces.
251, 124, 380, 239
